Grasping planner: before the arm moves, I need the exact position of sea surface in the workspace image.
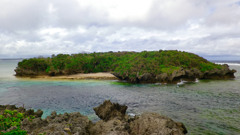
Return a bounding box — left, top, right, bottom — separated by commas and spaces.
0, 59, 240, 135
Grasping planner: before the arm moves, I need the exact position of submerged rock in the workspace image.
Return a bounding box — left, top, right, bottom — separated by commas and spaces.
1, 100, 188, 135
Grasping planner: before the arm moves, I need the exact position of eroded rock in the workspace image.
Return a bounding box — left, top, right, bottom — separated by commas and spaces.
93, 100, 128, 121
129, 113, 187, 135
156, 73, 168, 82
22, 111, 90, 135
89, 118, 130, 135
138, 73, 155, 82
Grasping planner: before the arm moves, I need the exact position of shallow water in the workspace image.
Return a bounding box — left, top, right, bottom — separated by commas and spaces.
0, 59, 240, 135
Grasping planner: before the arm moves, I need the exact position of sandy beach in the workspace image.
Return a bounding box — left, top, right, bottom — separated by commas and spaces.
33, 72, 118, 80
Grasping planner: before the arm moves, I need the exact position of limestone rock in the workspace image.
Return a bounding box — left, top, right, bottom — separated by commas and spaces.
156, 73, 168, 82
23, 111, 90, 135
129, 112, 187, 135
89, 118, 130, 135
35, 109, 43, 118
64, 127, 71, 132
93, 100, 127, 121
138, 73, 154, 82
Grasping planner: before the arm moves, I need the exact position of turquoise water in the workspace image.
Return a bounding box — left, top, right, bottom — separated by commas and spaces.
0, 59, 240, 135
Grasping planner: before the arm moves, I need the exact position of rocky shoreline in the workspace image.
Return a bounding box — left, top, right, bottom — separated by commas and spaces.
114, 64, 236, 83
0, 100, 187, 135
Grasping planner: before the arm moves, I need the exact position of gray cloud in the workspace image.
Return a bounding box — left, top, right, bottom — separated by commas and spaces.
0, 0, 239, 59
0, 0, 49, 31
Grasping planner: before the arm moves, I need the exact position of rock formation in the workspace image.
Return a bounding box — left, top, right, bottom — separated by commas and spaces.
90, 100, 187, 135
0, 101, 187, 135
93, 100, 128, 121
133, 65, 236, 83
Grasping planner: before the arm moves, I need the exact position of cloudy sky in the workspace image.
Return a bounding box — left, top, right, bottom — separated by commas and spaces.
0, 0, 240, 59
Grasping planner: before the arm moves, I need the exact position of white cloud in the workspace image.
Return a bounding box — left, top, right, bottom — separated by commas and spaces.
0, 0, 239, 59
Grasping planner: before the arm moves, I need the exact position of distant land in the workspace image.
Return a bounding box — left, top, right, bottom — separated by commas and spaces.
14, 50, 236, 83
0, 58, 24, 60
203, 55, 240, 61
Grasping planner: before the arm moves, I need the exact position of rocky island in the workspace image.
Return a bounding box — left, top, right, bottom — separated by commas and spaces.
0, 100, 187, 135
15, 50, 236, 83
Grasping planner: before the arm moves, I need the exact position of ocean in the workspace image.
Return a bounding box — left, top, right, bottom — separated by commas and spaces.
0, 59, 240, 135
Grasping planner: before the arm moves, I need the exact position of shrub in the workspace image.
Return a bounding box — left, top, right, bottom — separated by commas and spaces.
0, 109, 35, 134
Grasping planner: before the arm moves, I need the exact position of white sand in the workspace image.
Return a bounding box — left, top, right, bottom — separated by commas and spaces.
35, 72, 118, 80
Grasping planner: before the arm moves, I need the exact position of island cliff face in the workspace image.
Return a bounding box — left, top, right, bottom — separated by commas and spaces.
114, 64, 236, 83
15, 50, 236, 83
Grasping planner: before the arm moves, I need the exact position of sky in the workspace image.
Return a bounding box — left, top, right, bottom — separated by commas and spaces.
0, 0, 240, 60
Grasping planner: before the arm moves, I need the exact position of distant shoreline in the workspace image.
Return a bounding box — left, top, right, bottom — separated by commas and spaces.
17, 72, 118, 80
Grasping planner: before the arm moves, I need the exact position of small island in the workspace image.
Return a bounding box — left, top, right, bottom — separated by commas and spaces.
15, 50, 236, 83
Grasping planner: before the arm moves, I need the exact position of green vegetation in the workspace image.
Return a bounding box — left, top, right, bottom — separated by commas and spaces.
0, 109, 35, 135
15, 50, 223, 82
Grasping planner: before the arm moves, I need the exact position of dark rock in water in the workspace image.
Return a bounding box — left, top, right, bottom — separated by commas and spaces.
93, 100, 128, 121
1, 100, 187, 135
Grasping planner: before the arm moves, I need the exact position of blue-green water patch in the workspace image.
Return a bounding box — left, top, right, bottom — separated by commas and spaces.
0, 60, 240, 134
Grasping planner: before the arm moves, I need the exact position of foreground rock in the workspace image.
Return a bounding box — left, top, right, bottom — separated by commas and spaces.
93, 100, 128, 121
129, 113, 187, 135
22, 111, 90, 135
90, 100, 187, 135
0, 101, 187, 135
